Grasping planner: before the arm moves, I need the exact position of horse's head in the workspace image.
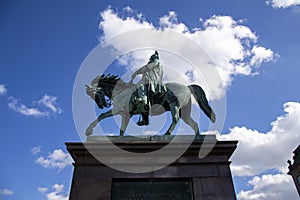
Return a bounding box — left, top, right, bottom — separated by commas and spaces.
86, 74, 132, 109
86, 74, 127, 109
85, 84, 110, 109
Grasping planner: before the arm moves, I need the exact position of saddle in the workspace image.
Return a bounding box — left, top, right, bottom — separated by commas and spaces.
130, 84, 166, 127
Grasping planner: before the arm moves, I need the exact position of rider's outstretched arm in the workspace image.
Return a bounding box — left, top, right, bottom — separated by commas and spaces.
131, 60, 158, 82
131, 65, 147, 81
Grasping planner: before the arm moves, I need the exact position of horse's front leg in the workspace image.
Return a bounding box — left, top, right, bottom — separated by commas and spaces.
120, 114, 131, 136
85, 110, 113, 136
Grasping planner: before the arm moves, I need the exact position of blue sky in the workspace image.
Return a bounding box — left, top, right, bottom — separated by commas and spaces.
1, 0, 300, 199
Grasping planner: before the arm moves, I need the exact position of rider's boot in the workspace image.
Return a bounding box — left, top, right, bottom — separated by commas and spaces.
137, 112, 149, 126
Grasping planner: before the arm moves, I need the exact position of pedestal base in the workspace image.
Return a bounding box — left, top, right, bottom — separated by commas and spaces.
66, 135, 237, 200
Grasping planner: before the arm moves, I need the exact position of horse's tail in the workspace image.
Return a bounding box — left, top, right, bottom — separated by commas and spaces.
188, 85, 216, 123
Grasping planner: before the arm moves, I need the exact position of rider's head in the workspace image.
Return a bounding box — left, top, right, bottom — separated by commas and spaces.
155, 51, 159, 59
149, 51, 159, 62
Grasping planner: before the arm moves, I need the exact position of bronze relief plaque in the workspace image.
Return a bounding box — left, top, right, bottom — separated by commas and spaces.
111, 179, 194, 200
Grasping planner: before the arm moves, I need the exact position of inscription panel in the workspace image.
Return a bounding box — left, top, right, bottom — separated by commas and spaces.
111, 179, 194, 200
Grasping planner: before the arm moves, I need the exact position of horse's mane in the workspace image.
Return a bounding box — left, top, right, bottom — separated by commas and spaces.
91, 74, 128, 87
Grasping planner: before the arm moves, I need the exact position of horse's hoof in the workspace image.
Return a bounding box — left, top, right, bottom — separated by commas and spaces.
85, 128, 93, 136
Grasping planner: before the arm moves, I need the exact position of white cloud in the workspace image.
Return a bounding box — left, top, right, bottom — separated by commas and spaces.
0, 84, 7, 95
35, 149, 73, 171
8, 95, 62, 118
38, 187, 48, 194
38, 184, 68, 200
98, 7, 277, 99
218, 102, 300, 199
123, 6, 133, 13
219, 102, 300, 176
37, 95, 63, 114
159, 11, 189, 33
250, 45, 277, 67
99, 7, 153, 42
0, 189, 14, 195
31, 146, 42, 155
8, 97, 48, 117
237, 174, 298, 200
266, 0, 300, 8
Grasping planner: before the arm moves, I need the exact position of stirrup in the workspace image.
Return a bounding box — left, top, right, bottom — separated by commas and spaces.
137, 120, 149, 126
137, 115, 149, 126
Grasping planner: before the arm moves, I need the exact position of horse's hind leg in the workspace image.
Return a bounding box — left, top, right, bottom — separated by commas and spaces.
181, 103, 200, 136
85, 110, 113, 136
164, 105, 180, 135
182, 116, 200, 136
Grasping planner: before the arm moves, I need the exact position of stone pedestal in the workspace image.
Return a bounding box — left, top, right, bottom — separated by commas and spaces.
66, 135, 237, 200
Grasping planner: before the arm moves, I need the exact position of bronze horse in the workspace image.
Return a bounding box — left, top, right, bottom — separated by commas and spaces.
85, 74, 215, 136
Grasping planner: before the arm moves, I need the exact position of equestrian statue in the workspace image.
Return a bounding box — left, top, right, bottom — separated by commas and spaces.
85, 51, 216, 136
